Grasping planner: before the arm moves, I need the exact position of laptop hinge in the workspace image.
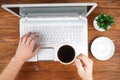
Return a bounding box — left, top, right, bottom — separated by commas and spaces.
79, 15, 82, 19
24, 13, 28, 20
78, 14, 85, 20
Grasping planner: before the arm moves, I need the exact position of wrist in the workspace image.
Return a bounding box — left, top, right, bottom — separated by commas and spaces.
11, 57, 25, 66
82, 77, 93, 80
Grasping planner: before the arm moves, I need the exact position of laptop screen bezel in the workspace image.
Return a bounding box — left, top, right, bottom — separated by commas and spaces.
2, 3, 97, 18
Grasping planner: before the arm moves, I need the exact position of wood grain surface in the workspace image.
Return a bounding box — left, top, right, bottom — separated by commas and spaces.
0, 0, 120, 80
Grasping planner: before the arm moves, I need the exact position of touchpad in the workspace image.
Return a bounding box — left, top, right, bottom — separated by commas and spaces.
38, 48, 54, 61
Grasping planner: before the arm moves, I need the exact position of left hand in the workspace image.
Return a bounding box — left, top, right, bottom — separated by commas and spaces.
13, 32, 41, 63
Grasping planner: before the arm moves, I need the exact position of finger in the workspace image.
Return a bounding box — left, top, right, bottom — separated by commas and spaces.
19, 37, 23, 44
30, 36, 39, 48
33, 46, 41, 56
21, 32, 31, 44
26, 32, 37, 45
77, 54, 91, 67
75, 59, 84, 71
89, 58, 93, 67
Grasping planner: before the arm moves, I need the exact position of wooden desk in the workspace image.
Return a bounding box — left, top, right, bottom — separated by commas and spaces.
0, 0, 120, 80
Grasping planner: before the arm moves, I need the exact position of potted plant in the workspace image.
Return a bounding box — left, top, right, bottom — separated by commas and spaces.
93, 13, 114, 31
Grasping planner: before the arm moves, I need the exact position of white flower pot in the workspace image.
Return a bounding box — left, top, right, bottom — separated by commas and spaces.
93, 16, 110, 32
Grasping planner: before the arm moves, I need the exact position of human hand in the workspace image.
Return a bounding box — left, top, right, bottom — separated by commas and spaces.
13, 32, 41, 63
75, 54, 93, 80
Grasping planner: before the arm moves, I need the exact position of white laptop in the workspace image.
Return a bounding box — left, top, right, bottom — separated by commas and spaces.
2, 3, 97, 62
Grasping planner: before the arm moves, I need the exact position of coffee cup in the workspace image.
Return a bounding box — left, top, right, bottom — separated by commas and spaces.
57, 45, 76, 65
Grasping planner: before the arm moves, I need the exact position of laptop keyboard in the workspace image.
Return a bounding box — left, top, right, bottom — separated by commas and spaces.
22, 25, 83, 45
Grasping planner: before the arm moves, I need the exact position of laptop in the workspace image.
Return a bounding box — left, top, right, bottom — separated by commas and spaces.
2, 3, 97, 62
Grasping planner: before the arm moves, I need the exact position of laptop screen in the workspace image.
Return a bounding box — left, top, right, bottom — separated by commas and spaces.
7, 6, 92, 17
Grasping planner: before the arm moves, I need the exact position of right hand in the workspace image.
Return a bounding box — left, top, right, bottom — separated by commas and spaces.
75, 54, 93, 80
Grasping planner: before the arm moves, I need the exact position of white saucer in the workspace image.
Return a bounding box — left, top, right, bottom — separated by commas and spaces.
91, 37, 115, 60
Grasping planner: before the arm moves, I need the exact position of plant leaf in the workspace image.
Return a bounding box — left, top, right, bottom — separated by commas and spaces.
96, 13, 115, 30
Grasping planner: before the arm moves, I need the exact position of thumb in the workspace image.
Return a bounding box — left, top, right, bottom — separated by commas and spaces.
33, 46, 41, 55
75, 59, 84, 71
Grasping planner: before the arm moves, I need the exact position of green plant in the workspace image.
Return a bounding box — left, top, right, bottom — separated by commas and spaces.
96, 13, 114, 31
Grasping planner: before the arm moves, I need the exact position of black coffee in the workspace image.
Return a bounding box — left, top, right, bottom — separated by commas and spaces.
58, 45, 75, 63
